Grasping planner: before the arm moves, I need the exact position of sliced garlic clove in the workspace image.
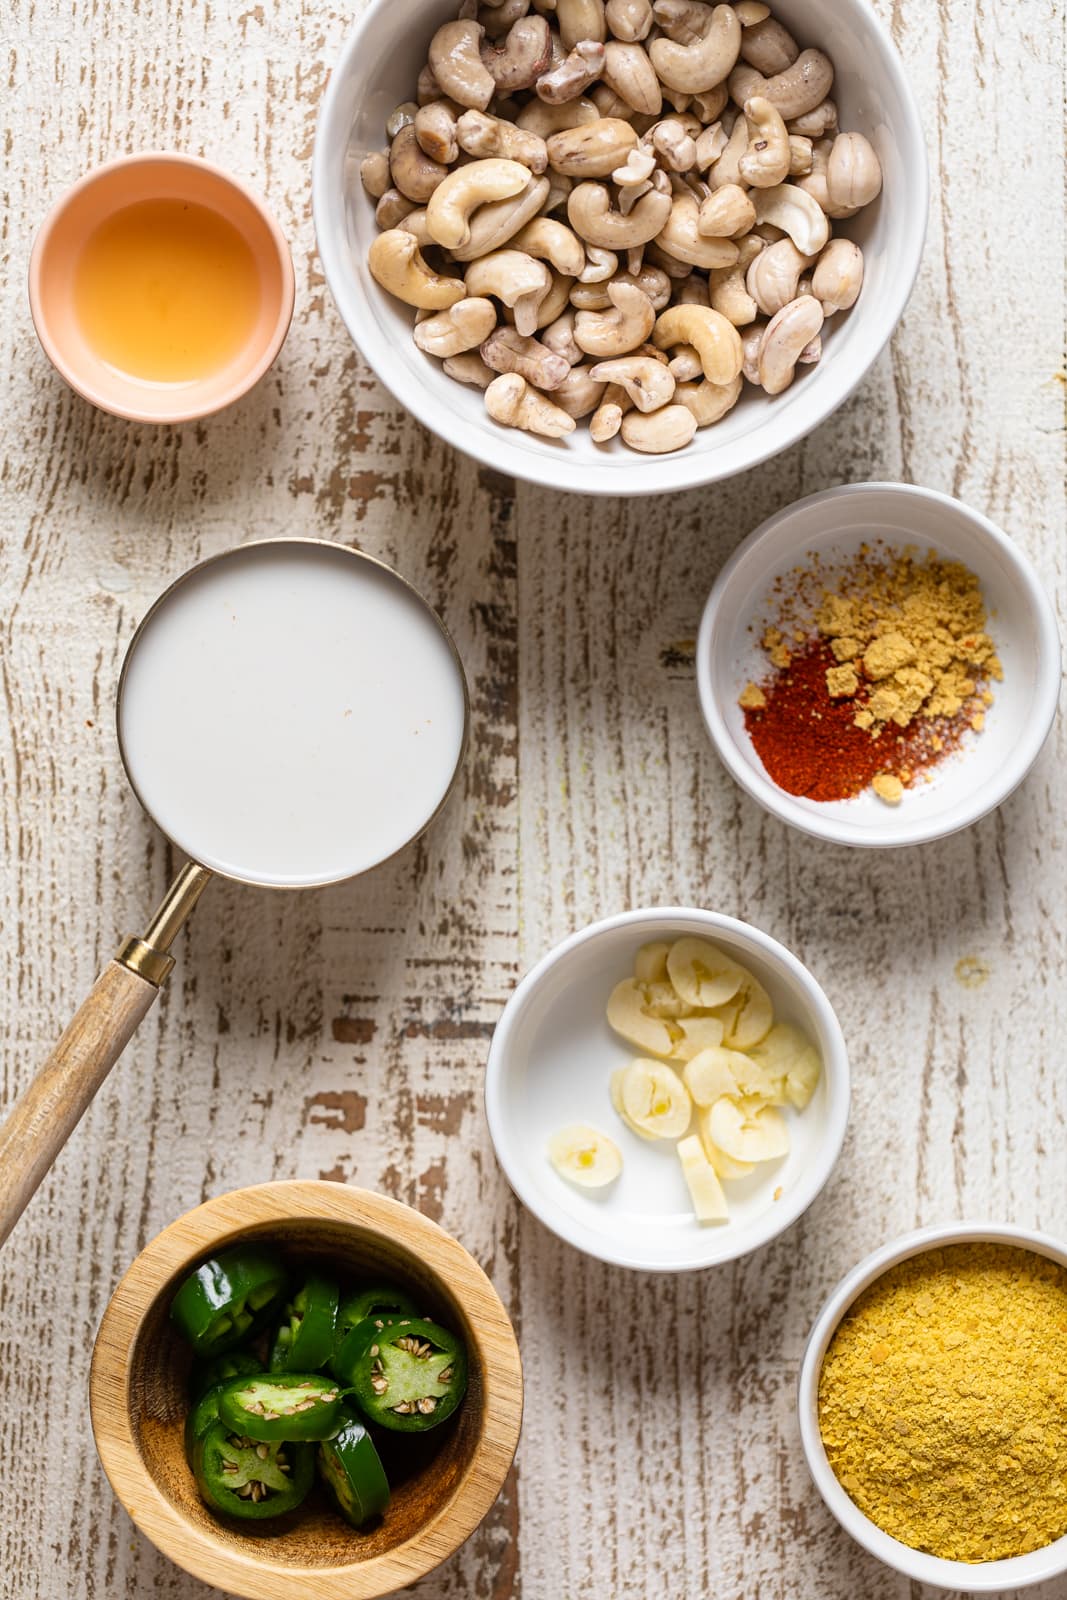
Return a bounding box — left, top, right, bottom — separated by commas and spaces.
708, 1095, 790, 1164
620, 1058, 692, 1140
606, 978, 676, 1057
677, 1134, 729, 1222
749, 1022, 822, 1107
697, 1108, 756, 1180
633, 940, 670, 984
666, 937, 746, 1009
638, 978, 695, 1020
668, 1013, 726, 1062
683, 1044, 778, 1106
548, 1124, 623, 1188
708, 965, 774, 1049
610, 1065, 659, 1140
785, 1050, 821, 1110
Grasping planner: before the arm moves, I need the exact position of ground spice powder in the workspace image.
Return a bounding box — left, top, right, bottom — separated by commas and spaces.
818, 1243, 1067, 1562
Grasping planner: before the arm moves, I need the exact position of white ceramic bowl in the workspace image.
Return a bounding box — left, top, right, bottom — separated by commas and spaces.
484, 907, 849, 1271
798, 1222, 1067, 1592
313, 0, 928, 497
697, 482, 1061, 847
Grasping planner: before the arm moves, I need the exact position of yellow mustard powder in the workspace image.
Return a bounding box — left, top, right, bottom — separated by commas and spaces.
818, 1243, 1067, 1563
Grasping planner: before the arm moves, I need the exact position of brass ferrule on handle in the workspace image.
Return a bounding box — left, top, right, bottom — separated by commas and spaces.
114, 861, 214, 987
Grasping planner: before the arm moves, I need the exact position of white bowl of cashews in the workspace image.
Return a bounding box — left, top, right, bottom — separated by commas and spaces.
314, 0, 928, 495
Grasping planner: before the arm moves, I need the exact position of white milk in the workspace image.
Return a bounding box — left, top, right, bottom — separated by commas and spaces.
118, 541, 467, 886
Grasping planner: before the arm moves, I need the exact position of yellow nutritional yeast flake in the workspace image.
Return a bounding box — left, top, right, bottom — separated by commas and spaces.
818, 1243, 1067, 1562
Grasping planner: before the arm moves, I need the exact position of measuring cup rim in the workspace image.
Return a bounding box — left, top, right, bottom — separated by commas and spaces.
114, 536, 471, 890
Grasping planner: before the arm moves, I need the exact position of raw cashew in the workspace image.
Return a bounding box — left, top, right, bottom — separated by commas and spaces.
741, 316, 766, 381
465, 248, 553, 334
443, 349, 496, 386
757, 292, 823, 393
751, 182, 828, 254
590, 81, 639, 119
451, 176, 553, 259
532, 267, 576, 325
547, 116, 638, 175
368, 230, 466, 310
621, 403, 697, 451
511, 216, 588, 275
415, 101, 461, 165
485, 371, 577, 434
413, 296, 498, 355
481, 324, 572, 386
650, 116, 700, 170
728, 48, 833, 120
570, 265, 669, 308
386, 102, 420, 138
787, 98, 837, 137
667, 343, 704, 379
417, 63, 443, 105
543, 170, 574, 213
429, 20, 496, 109
694, 121, 729, 169
812, 237, 863, 314
556, 0, 607, 47
613, 146, 657, 187
690, 84, 729, 122
745, 236, 812, 315
516, 95, 600, 134
738, 15, 797, 74
826, 131, 882, 209
427, 158, 532, 248
590, 383, 631, 439
707, 109, 749, 189
574, 278, 657, 353
360, 151, 391, 199
390, 124, 449, 202
733, 0, 769, 21
737, 96, 790, 187
541, 307, 585, 363
567, 178, 672, 247
708, 259, 757, 323
552, 361, 609, 415
675, 370, 742, 423
792, 134, 832, 209
456, 108, 549, 170
605, 0, 653, 41
698, 181, 755, 236
537, 39, 607, 101
650, 4, 742, 94
481, 0, 533, 37
657, 192, 739, 268
653, 302, 743, 382
482, 14, 554, 88
376, 188, 416, 229
579, 244, 621, 280
601, 40, 664, 115
588, 354, 675, 410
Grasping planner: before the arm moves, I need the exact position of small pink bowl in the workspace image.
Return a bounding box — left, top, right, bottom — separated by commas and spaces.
29, 152, 295, 424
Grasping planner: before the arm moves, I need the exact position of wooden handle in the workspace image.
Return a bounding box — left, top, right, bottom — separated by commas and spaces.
0, 960, 160, 1248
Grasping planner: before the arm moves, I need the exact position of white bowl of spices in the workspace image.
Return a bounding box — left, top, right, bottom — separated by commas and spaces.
798, 1223, 1067, 1591
697, 482, 1060, 847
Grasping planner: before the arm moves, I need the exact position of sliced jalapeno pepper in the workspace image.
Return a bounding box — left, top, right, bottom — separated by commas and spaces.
192, 1421, 313, 1519
217, 1372, 346, 1442
350, 1317, 467, 1432
190, 1349, 263, 1401
269, 1273, 340, 1373
170, 1247, 288, 1357
334, 1284, 417, 1352
185, 1384, 224, 1465
317, 1410, 390, 1528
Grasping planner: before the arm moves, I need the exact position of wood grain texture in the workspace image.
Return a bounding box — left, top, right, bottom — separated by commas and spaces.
0, 0, 1063, 1598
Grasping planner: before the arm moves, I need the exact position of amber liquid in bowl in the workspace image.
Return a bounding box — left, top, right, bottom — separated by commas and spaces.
73, 197, 261, 383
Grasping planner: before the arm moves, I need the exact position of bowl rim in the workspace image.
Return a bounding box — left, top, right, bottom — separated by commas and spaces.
796, 1220, 1067, 1591
311, 0, 929, 497
89, 1180, 523, 1600
28, 150, 296, 425
484, 905, 850, 1272
696, 480, 1062, 847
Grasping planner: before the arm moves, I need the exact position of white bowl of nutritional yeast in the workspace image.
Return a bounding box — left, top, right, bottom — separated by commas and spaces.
485, 907, 849, 1272
696, 482, 1061, 848
798, 1222, 1067, 1591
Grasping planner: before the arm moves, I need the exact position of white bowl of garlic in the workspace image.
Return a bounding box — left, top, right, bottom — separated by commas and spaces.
313, 0, 928, 495
484, 907, 849, 1270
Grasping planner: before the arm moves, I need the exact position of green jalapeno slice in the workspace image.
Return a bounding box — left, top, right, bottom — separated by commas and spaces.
317, 1410, 390, 1528
334, 1284, 418, 1353
269, 1273, 340, 1373
350, 1317, 467, 1433
170, 1247, 288, 1357
185, 1384, 225, 1465
189, 1349, 263, 1401
217, 1372, 346, 1442
192, 1421, 313, 1519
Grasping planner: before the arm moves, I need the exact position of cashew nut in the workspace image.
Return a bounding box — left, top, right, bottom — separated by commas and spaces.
414, 101, 462, 165
590, 382, 632, 439
650, 116, 700, 171
368, 230, 466, 310
675, 274, 709, 306
675, 370, 742, 423
741, 317, 766, 382
694, 121, 729, 169
386, 102, 420, 139
745, 235, 812, 315
481, 324, 573, 386
483, 14, 554, 89
450, 173, 552, 258
621, 403, 697, 451
570, 264, 669, 308
751, 182, 828, 254
516, 95, 600, 134
541, 307, 585, 364
787, 98, 837, 137
485, 371, 577, 434
376, 188, 416, 229
738, 15, 797, 74
690, 84, 729, 121
443, 349, 496, 386
465, 247, 553, 333
579, 243, 621, 281
826, 131, 882, 210
654, 0, 715, 45
788, 135, 812, 176
547, 116, 638, 175
417, 63, 443, 105
757, 292, 823, 393
652, 302, 743, 382
574, 278, 656, 353
429, 20, 496, 110
588, 354, 675, 410
456, 108, 548, 170
657, 191, 739, 268
413, 296, 498, 355
707, 108, 750, 189
557, 0, 608, 47
511, 216, 588, 275
728, 48, 833, 121
390, 124, 450, 203
542, 170, 574, 213
737, 95, 790, 187
601, 40, 664, 115
481, 0, 534, 37
567, 178, 672, 246
605, 0, 653, 41
590, 81, 640, 120
811, 237, 863, 314
552, 361, 609, 415
698, 181, 755, 236
650, 4, 742, 94
537, 39, 607, 101
360, 151, 391, 200
398, 207, 440, 249
707, 258, 757, 324
427, 159, 535, 249
667, 343, 704, 379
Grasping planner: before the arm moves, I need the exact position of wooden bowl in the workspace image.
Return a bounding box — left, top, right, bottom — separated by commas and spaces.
89, 1181, 523, 1599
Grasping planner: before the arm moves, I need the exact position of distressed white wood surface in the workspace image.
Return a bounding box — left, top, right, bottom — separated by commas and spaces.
0, 1, 1064, 1598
